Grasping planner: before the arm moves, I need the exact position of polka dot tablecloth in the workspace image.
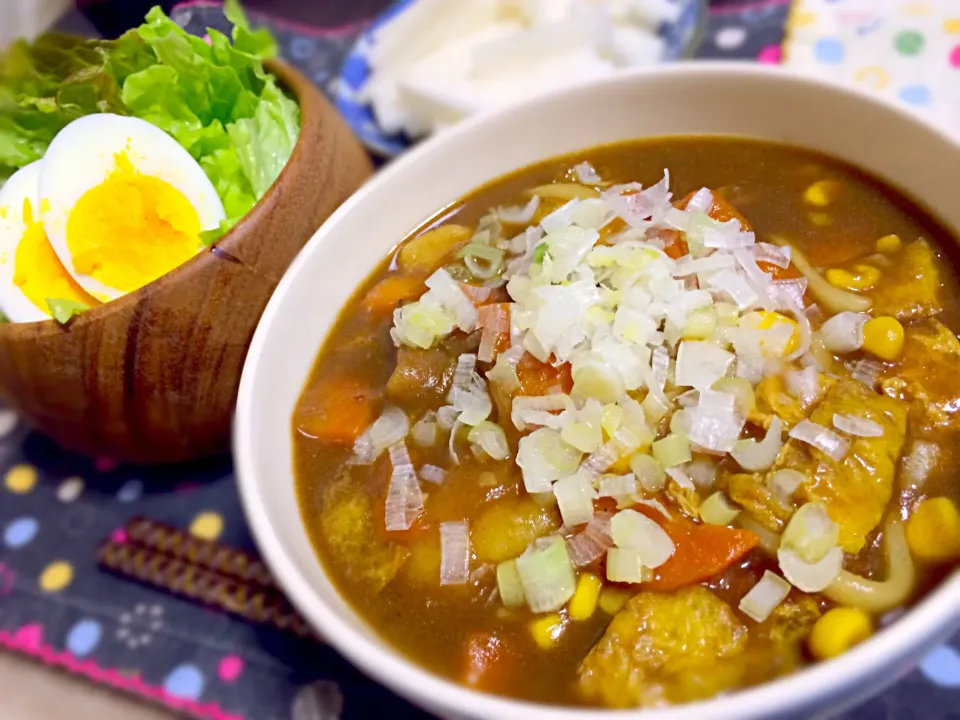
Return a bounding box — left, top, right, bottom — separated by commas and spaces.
781, 0, 960, 134
1, 2, 958, 719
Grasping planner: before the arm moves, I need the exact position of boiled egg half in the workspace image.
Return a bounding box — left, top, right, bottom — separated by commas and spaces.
0, 161, 99, 322
40, 114, 226, 301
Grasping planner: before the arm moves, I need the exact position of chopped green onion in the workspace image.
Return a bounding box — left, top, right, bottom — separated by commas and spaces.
514, 537, 576, 613
669, 409, 690, 436
711, 377, 756, 417
606, 547, 652, 584
781, 502, 839, 564
517, 427, 583, 494
458, 242, 505, 279
778, 545, 843, 592
610, 509, 674, 568
731, 417, 783, 471
561, 400, 603, 453
699, 491, 741, 526
682, 307, 718, 340
497, 560, 526, 608
651, 433, 691, 468
533, 243, 548, 264
714, 302, 740, 326
467, 421, 510, 460
767, 468, 806, 504
629, 453, 665, 492
601, 404, 625, 436
641, 393, 670, 423
612, 400, 655, 453
553, 473, 596, 527
572, 362, 624, 404
739, 570, 791, 622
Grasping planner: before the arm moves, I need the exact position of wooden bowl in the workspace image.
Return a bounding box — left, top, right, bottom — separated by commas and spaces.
0, 61, 374, 463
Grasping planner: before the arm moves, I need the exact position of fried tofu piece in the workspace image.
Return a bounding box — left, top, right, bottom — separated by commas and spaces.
759, 594, 821, 646
767, 379, 907, 552
881, 319, 960, 433
319, 470, 409, 592
579, 587, 747, 708
752, 373, 835, 431
386, 346, 456, 407
725, 472, 793, 533
870, 239, 943, 322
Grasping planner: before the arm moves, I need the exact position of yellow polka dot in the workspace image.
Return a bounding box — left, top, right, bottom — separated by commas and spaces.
789, 10, 816, 28
189, 512, 224, 541
945, 18, 960, 34
854, 66, 890, 90
39, 561, 74, 592
904, 2, 931, 15
5, 464, 38, 494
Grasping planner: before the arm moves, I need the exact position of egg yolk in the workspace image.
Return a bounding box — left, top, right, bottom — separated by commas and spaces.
13, 198, 99, 314
65, 152, 202, 293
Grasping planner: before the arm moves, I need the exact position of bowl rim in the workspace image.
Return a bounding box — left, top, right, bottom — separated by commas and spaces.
0, 59, 316, 341
237, 62, 960, 720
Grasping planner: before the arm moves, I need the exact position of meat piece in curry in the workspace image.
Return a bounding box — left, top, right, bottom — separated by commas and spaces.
293, 138, 960, 708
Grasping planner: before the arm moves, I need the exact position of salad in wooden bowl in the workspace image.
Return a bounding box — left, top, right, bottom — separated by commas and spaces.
0, 1, 373, 462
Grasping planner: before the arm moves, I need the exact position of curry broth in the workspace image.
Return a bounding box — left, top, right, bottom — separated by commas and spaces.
293, 137, 960, 706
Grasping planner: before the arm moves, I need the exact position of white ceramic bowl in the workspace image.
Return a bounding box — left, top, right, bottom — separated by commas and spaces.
235, 64, 960, 720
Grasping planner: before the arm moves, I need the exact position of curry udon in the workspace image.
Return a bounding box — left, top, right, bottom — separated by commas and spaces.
292, 137, 960, 708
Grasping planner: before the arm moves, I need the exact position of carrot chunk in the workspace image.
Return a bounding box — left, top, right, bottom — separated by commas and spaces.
477, 303, 511, 332
295, 376, 377, 444
635, 505, 759, 591
660, 229, 688, 259
363, 276, 425, 317
463, 632, 515, 691
459, 282, 492, 306
676, 189, 754, 231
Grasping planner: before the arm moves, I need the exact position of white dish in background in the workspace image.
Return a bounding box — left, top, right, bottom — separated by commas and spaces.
237, 64, 960, 720
335, 0, 708, 156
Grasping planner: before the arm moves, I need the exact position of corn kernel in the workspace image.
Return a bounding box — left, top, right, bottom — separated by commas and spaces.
808, 212, 833, 227
862, 316, 905, 361
876, 234, 902, 253
825, 264, 882, 291
598, 588, 634, 615
808, 607, 873, 661
529, 613, 567, 649
569, 573, 603, 621
803, 180, 840, 208
608, 455, 632, 475
906, 497, 960, 562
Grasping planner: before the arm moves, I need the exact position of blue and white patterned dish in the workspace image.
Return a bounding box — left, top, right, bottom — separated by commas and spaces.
335, 0, 710, 157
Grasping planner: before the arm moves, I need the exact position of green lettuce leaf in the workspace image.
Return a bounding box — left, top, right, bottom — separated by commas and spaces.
120, 64, 202, 139
137, 7, 252, 126
47, 297, 89, 324
200, 134, 257, 223
1, 2, 299, 240
0, 30, 154, 177
224, 0, 278, 60
226, 79, 299, 197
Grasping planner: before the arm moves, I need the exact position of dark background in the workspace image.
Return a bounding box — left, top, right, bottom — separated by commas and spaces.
77, 0, 389, 37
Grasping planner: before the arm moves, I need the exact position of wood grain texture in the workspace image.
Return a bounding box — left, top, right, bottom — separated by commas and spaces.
0, 60, 374, 463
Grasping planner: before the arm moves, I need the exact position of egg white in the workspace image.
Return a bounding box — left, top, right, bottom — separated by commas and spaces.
0, 162, 54, 322
39, 114, 227, 301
